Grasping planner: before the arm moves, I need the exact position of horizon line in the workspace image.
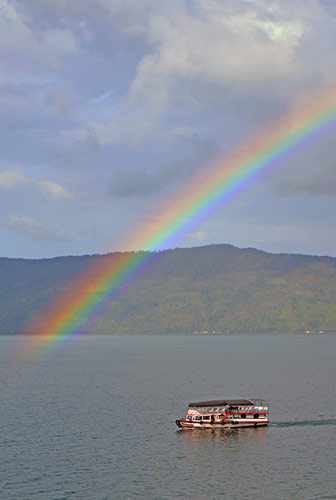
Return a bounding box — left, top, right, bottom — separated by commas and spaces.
2, 241, 336, 261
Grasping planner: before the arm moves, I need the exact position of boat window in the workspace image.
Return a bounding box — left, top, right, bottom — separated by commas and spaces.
241, 414, 246, 419
199, 408, 209, 414
254, 414, 259, 419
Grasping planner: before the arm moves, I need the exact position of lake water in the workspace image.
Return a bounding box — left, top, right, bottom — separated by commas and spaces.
1, 334, 335, 500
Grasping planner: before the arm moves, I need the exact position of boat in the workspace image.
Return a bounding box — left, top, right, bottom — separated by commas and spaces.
175, 398, 269, 429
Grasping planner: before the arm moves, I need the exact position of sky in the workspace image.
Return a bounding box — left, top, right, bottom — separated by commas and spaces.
1, 0, 336, 259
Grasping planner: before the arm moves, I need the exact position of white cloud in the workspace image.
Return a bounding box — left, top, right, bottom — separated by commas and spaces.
4, 0, 336, 148
0, 169, 26, 188
143, 5, 303, 85
189, 230, 207, 242
0, 0, 77, 77
8, 215, 62, 240
0, 170, 75, 201
89, 0, 333, 145
39, 180, 74, 201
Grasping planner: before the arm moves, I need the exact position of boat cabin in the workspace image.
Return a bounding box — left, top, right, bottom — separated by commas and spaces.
176, 398, 269, 429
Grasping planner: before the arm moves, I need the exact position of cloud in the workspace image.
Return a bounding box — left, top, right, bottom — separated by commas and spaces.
39, 180, 74, 201
189, 230, 207, 242
89, 0, 327, 145
0, 1, 77, 77
108, 135, 218, 197
0, 169, 75, 201
0, 169, 26, 188
4, 0, 336, 152
72, 0, 336, 152
268, 134, 336, 197
136, 3, 302, 86
2, 0, 336, 258
8, 215, 63, 240
45, 88, 80, 114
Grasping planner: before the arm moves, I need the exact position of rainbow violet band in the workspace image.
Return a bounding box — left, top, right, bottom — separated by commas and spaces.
26, 83, 336, 349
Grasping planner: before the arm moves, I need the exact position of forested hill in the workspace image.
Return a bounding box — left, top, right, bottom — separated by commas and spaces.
1, 244, 336, 334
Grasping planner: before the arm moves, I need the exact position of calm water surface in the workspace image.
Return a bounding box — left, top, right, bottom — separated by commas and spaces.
1, 334, 335, 500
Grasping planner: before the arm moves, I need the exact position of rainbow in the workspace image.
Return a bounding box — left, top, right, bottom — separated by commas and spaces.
26, 83, 336, 351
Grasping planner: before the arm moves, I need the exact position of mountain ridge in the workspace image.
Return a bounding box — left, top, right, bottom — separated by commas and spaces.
1, 243, 336, 334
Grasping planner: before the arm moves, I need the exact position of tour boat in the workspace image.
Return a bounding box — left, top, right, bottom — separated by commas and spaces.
175, 399, 269, 429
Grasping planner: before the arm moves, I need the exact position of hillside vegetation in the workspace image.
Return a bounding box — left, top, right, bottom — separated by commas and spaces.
1, 244, 336, 334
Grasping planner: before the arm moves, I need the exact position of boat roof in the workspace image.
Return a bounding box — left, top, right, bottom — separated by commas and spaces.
188, 399, 254, 407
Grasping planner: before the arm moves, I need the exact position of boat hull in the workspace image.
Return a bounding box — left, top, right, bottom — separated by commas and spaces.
176, 418, 268, 429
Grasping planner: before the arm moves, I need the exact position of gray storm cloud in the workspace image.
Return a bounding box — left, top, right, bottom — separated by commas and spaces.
1, 0, 336, 257
268, 135, 336, 197
7, 215, 63, 241
108, 135, 218, 197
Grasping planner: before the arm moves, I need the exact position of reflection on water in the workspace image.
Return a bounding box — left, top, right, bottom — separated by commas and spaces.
178, 426, 268, 454
176, 427, 268, 465
272, 418, 336, 428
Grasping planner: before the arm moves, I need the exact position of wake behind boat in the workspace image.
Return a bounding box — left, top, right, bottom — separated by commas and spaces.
176, 398, 269, 429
